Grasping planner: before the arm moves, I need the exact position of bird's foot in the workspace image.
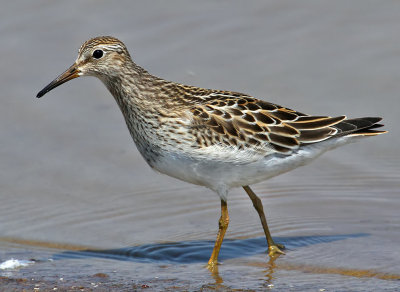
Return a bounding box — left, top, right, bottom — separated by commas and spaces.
206, 260, 219, 272
268, 243, 285, 257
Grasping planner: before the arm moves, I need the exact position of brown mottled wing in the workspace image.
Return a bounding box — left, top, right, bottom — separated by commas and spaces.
188, 92, 385, 155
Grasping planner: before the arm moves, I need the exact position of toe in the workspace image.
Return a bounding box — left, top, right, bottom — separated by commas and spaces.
268, 245, 285, 257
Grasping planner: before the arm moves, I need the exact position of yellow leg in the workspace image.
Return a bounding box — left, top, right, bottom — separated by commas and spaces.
207, 199, 229, 270
243, 186, 285, 257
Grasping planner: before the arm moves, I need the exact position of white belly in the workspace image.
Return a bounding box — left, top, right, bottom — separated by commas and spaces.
152, 136, 355, 200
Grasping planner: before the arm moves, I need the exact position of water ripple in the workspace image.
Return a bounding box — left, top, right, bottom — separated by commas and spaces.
53, 233, 368, 264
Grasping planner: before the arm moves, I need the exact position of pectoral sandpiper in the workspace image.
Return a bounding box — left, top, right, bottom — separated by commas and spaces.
37, 36, 386, 270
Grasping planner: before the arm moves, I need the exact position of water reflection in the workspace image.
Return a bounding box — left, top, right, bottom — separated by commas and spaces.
48, 233, 370, 287
207, 254, 281, 288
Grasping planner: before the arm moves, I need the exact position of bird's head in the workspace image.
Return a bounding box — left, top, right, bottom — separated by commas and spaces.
37, 36, 131, 98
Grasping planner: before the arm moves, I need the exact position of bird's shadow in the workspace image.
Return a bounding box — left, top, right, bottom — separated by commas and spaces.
52, 233, 368, 264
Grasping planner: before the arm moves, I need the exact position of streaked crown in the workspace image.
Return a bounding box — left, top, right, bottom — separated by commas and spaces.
75, 36, 133, 77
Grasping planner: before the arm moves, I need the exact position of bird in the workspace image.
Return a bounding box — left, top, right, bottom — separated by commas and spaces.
37, 36, 386, 270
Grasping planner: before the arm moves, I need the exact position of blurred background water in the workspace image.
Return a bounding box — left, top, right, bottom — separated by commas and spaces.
0, 1, 399, 291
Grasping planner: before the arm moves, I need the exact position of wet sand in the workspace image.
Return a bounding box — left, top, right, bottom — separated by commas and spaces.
1, 1, 399, 291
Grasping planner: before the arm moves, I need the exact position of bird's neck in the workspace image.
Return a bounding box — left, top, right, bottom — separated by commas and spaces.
99, 62, 170, 160
106, 61, 171, 107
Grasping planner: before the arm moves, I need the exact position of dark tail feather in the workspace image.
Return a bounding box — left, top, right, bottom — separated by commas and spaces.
334, 117, 387, 137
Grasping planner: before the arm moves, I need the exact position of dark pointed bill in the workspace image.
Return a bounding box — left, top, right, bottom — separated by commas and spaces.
36, 64, 80, 98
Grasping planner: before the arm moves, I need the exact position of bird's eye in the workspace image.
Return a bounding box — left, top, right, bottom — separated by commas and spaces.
92, 49, 104, 59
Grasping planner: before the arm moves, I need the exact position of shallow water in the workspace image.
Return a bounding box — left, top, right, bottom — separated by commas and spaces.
1, 1, 399, 291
